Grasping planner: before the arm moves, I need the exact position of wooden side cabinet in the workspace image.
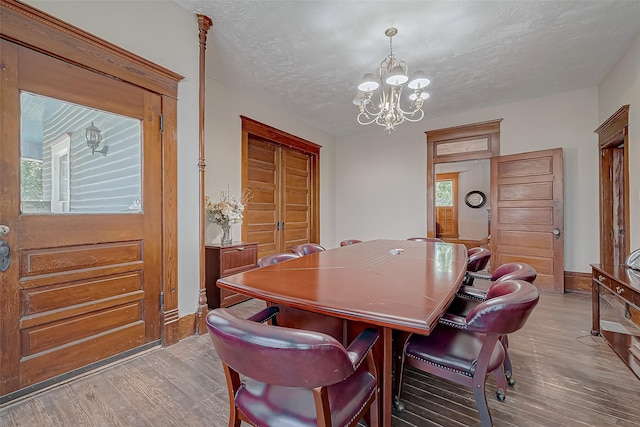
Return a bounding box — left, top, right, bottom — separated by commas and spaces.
205, 242, 258, 308
591, 264, 640, 379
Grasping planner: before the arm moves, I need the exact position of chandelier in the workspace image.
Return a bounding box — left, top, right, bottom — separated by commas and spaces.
354, 27, 431, 133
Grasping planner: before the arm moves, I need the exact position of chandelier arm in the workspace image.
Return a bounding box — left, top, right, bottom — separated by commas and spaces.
402, 109, 425, 123
361, 101, 382, 117
357, 112, 380, 126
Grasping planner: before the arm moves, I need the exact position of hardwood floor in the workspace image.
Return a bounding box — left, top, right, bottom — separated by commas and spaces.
1, 292, 639, 426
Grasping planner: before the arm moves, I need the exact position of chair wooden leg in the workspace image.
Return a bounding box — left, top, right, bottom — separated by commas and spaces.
472, 378, 493, 427
392, 331, 411, 411
500, 335, 515, 385
494, 364, 507, 400
229, 408, 241, 427
369, 386, 379, 427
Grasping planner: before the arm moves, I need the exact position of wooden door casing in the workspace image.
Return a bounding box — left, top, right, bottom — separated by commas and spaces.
491, 148, 564, 292
241, 116, 320, 260
426, 120, 501, 239
595, 105, 629, 268
0, 34, 167, 398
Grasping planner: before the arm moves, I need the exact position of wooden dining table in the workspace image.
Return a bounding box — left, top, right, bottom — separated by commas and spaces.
216, 239, 468, 426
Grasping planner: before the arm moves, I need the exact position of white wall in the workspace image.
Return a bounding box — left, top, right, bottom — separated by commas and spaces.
337, 87, 599, 273
25, 1, 336, 316
598, 31, 640, 250
203, 77, 337, 257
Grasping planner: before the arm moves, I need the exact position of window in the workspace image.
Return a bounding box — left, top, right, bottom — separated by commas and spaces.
20, 91, 142, 214
51, 135, 71, 213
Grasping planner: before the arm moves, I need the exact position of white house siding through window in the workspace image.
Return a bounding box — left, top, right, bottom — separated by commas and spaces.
20, 92, 142, 214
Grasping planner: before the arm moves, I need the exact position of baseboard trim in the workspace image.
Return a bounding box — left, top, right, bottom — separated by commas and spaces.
178, 313, 197, 339
564, 271, 591, 293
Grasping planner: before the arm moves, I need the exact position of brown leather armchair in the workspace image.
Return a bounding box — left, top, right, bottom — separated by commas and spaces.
257, 252, 301, 267
447, 262, 537, 386
340, 239, 362, 246
463, 247, 492, 285
292, 243, 326, 256
207, 307, 380, 427
395, 280, 539, 427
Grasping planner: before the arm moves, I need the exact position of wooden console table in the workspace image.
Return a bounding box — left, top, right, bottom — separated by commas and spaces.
591, 264, 640, 379
205, 242, 258, 308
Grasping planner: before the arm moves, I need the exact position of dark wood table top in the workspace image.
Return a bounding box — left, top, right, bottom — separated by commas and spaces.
217, 239, 468, 334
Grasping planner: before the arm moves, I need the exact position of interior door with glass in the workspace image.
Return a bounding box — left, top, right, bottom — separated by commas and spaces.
0, 41, 162, 399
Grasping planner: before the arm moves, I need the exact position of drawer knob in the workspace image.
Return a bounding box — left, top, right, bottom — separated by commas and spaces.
616, 286, 624, 295
236, 247, 245, 251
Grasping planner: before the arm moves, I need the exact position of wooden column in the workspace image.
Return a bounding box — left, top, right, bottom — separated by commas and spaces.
196, 14, 212, 335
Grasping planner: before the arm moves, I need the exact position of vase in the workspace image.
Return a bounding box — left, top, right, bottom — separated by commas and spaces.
220, 222, 232, 245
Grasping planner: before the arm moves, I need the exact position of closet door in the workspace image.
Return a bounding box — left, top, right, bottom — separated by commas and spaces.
242, 117, 320, 260
245, 137, 281, 260
281, 148, 312, 252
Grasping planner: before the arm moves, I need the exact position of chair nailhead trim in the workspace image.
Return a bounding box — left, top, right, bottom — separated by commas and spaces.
407, 353, 473, 377
438, 319, 468, 330
351, 335, 379, 371
259, 312, 278, 323
455, 292, 485, 302
344, 388, 375, 427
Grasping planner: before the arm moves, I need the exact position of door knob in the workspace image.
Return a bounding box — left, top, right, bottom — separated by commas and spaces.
553, 228, 561, 239
0, 240, 10, 272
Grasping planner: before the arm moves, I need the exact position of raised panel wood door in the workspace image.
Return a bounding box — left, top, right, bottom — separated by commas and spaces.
244, 138, 312, 259
0, 41, 162, 398
281, 148, 311, 252
491, 148, 564, 292
245, 137, 281, 260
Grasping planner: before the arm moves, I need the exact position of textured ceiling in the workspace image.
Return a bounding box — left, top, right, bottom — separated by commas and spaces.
174, 0, 640, 137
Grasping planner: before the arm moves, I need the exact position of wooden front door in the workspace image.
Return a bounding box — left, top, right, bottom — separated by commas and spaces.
491, 148, 564, 292
0, 41, 162, 398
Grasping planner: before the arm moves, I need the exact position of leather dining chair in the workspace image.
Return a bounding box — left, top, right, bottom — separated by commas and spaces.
340, 239, 362, 246
446, 262, 538, 386
463, 247, 492, 285
395, 280, 540, 427
292, 243, 326, 256
407, 237, 444, 242
207, 307, 380, 427
457, 262, 538, 301
257, 252, 301, 267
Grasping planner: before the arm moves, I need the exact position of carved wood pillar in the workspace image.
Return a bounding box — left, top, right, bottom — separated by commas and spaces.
196, 14, 212, 335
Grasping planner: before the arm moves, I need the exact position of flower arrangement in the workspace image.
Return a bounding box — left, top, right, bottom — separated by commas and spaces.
205, 188, 250, 226
205, 188, 251, 245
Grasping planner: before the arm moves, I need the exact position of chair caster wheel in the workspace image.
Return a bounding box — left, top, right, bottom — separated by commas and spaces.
507, 376, 516, 386
393, 395, 405, 412
496, 389, 506, 402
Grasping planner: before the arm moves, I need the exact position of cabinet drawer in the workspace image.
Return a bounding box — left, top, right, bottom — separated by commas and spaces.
593, 271, 611, 289
594, 270, 640, 309
220, 244, 258, 277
